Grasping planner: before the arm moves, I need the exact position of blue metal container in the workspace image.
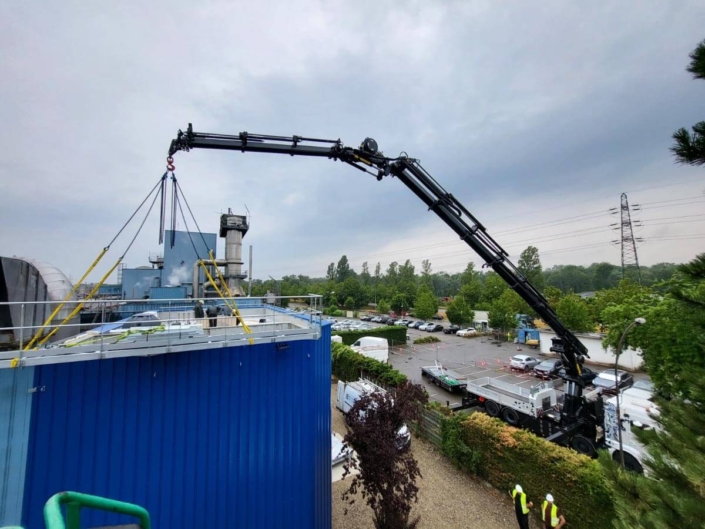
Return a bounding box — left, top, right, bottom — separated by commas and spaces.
2, 326, 331, 529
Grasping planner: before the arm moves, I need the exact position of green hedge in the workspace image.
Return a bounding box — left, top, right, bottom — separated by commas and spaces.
439, 412, 614, 529
331, 342, 407, 388
413, 335, 441, 344
332, 325, 407, 345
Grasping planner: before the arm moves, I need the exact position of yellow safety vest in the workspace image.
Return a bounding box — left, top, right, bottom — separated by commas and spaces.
512, 490, 530, 515
542, 501, 560, 528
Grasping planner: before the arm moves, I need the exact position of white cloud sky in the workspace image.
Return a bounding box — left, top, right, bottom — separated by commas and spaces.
1, 0, 704, 282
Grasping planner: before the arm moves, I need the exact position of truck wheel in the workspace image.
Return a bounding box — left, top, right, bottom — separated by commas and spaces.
502, 408, 520, 426
570, 435, 596, 458
485, 400, 501, 417
613, 451, 644, 474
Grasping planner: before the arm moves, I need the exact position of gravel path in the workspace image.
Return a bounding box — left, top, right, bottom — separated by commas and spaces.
331, 385, 524, 529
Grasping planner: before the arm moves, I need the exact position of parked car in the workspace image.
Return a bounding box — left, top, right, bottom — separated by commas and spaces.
406, 321, 417, 328
431, 314, 444, 320
456, 328, 477, 338
384, 316, 397, 325
533, 358, 563, 379
428, 324, 444, 332
632, 379, 654, 393
412, 321, 427, 329
395, 319, 412, 326
443, 325, 460, 334
360, 315, 373, 321
510, 354, 540, 372
591, 369, 634, 394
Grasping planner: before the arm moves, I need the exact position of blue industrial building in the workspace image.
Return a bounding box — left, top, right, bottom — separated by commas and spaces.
111, 229, 217, 301
0, 315, 332, 528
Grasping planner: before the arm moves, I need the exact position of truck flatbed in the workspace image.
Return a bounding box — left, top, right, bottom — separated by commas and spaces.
468, 377, 531, 403
421, 365, 467, 393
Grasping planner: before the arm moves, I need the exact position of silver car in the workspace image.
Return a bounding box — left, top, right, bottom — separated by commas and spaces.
510, 354, 540, 372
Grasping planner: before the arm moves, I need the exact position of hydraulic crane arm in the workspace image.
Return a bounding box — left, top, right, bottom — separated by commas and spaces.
168, 125, 593, 393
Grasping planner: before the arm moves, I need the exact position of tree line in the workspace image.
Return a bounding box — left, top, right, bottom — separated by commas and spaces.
249, 246, 679, 319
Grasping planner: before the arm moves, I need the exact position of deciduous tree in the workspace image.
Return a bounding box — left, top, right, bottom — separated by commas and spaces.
480, 272, 508, 304
414, 286, 438, 321
376, 299, 390, 315
555, 293, 594, 332
489, 296, 514, 334
390, 293, 408, 316
342, 382, 428, 529
336, 255, 352, 283
518, 246, 545, 291
446, 297, 473, 326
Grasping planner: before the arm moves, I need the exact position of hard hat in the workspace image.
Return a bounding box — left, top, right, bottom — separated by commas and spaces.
546, 494, 554, 502
515, 485, 523, 493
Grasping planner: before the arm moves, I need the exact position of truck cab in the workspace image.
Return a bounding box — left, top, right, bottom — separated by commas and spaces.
603, 386, 658, 474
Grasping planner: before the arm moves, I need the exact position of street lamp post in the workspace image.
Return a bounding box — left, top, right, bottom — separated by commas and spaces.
615, 317, 646, 468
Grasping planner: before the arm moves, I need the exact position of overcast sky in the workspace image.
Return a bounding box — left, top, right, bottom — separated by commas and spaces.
1, 1, 704, 283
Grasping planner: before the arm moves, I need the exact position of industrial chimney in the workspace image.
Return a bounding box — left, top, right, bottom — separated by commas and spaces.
219, 209, 248, 296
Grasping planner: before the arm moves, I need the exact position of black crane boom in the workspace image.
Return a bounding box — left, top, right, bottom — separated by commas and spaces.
168, 124, 597, 425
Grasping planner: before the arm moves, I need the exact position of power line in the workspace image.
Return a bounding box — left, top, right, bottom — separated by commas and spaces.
638, 213, 705, 223
637, 199, 705, 211
493, 210, 611, 236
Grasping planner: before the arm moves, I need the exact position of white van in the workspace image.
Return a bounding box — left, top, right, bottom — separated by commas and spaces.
336, 378, 410, 450
350, 336, 389, 363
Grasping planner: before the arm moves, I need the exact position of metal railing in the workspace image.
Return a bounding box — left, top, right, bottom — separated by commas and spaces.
0, 295, 324, 369
44, 491, 151, 529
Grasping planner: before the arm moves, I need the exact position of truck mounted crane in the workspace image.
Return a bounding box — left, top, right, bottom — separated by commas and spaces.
168, 124, 603, 455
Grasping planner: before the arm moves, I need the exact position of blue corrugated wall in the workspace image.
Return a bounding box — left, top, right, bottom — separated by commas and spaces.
0, 367, 35, 527
22, 325, 331, 529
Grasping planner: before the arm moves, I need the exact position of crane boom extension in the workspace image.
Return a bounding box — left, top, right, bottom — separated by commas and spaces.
169, 124, 596, 424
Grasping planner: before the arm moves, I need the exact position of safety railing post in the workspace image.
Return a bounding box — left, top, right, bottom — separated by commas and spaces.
167, 301, 172, 349
101, 302, 106, 353
65, 501, 81, 529
19, 303, 25, 355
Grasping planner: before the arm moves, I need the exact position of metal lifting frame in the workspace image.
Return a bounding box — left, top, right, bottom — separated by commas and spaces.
169, 124, 594, 422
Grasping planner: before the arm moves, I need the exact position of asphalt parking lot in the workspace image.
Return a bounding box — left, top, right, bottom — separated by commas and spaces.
393, 325, 550, 406
338, 317, 649, 406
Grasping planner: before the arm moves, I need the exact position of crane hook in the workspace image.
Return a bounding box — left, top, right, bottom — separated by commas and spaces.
166, 156, 176, 172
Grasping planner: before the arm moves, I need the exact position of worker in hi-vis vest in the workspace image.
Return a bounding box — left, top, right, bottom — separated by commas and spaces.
510, 484, 533, 529
542, 494, 566, 529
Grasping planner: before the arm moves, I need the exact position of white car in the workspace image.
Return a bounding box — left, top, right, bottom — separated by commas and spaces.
419, 322, 435, 331
456, 328, 478, 337
510, 354, 540, 372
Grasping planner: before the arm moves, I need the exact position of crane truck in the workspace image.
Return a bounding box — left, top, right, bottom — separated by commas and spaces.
168, 124, 607, 459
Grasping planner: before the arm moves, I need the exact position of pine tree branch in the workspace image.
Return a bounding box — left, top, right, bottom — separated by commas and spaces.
670, 122, 705, 166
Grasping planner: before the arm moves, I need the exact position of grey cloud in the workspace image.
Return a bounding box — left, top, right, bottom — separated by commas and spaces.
1, 0, 703, 282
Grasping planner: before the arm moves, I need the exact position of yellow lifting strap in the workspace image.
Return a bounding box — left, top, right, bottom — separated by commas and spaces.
198, 260, 254, 345
206, 251, 252, 328
29, 258, 124, 349
23, 247, 109, 351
